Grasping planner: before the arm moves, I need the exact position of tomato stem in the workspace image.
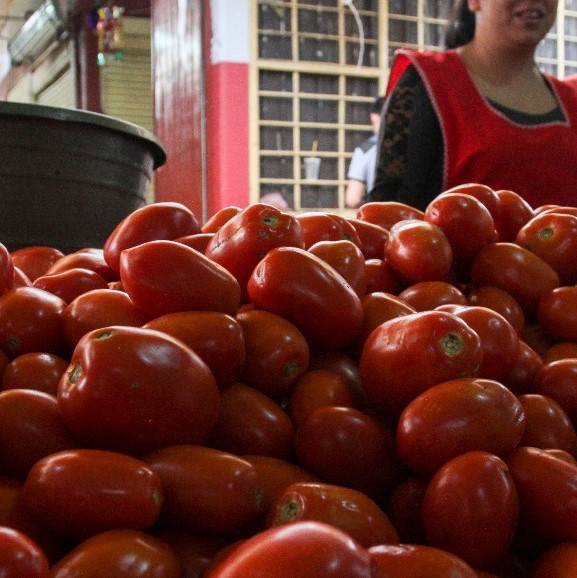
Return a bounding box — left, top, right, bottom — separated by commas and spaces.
279, 499, 301, 522
440, 332, 463, 356
538, 227, 554, 240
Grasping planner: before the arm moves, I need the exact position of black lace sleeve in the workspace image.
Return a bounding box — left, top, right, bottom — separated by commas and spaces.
366, 64, 444, 211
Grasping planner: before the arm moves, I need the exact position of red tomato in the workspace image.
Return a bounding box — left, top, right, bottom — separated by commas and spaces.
543, 342, 577, 363
384, 219, 453, 283
11, 267, 31, 289
44, 249, 117, 282
0, 389, 79, 480
424, 192, 497, 270
369, 543, 478, 578
357, 201, 425, 230
345, 217, 389, 259
62, 288, 151, 348
207, 382, 295, 459
144, 311, 246, 388
440, 182, 502, 223
422, 451, 518, 569
174, 232, 215, 253
532, 541, 577, 578
494, 189, 535, 242
359, 310, 482, 417
143, 445, 260, 535
467, 285, 525, 337
385, 475, 428, 545
206, 203, 304, 301
0, 287, 67, 359
236, 309, 309, 398
447, 305, 520, 380
398, 281, 468, 312
287, 369, 361, 427
470, 242, 560, 316
0, 244, 14, 297
205, 521, 382, 578
103, 201, 201, 274
505, 446, 577, 543
120, 240, 241, 318
0, 526, 50, 578
517, 394, 577, 456
533, 359, 577, 428
247, 247, 363, 351
294, 406, 404, 502
1, 352, 68, 396
294, 211, 361, 249
308, 239, 367, 298
57, 326, 221, 456
396, 377, 525, 476
33, 267, 108, 303
201, 206, 243, 233
499, 339, 544, 396
538, 286, 577, 343
267, 482, 399, 548
22, 449, 162, 538
10, 246, 64, 282
516, 211, 577, 285
364, 258, 402, 294
50, 528, 182, 578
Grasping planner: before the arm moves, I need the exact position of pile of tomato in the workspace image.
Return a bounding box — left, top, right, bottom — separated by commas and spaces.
2, 183, 577, 577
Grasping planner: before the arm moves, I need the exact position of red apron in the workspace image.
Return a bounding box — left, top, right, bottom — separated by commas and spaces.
386, 49, 577, 209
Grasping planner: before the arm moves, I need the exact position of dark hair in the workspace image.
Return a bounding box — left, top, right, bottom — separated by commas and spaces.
370, 96, 385, 115
444, 0, 476, 49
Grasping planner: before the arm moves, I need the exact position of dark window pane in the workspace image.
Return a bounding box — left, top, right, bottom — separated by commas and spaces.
300, 99, 338, 123
300, 73, 339, 94
259, 34, 292, 60
259, 70, 293, 92
299, 37, 339, 63
301, 128, 338, 153
260, 156, 293, 179
258, 3, 291, 32
389, 0, 417, 16
389, 18, 418, 43
346, 76, 379, 98
299, 8, 338, 35
260, 127, 293, 150
301, 185, 338, 209
345, 100, 374, 125
260, 96, 292, 121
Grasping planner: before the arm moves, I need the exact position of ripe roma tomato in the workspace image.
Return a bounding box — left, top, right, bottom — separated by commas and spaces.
470, 242, 559, 316
50, 529, 181, 578
308, 239, 366, 298
385, 475, 428, 544
345, 217, 389, 259
364, 258, 401, 294
422, 451, 518, 570
493, 189, 535, 242
22, 449, 163, 537
398, 281, 468, 312
0, 244, 14, 298
294, 406, 404, 502
247, 247, 363, 351
424, 192, 497, 270
205, 521, 382, 578
538, 286, 577, 343
236, 309, 309, 398
356, 201, 424, 230
294, 211, 361, 249
1, 352, 68, 396
0, 526, 50, 578
62, 288, 151, 348
120, 240, 241, 318
206, 203, 304, 301
517, 394, 577, 456
516, 211, 577, 285
543, 341, 577, 363
57, 326, 221, 455
267, 482, 399, 548
10, 245, 64, 282
33, 267, 109, 303
369, 544, 478, 578
532, 542, 577, 578
440, 182, 502, 222
0, 287, 67, 359
384, 219, 453, 283
359, 310, 482, 417
103, 201, 201, 274
467, 285, 525, 337
144, 311, 246, 388
143, 445, 260, 535
505, 446, 577, 543
207, 382, 295, 459
44, 249, 117, 282
533, 359, 577, 427
0, 389, 79, 480
396, 377, 526, 476
500, 339, 544, 396
202, 206, 243, 233
174, 232, 215, 253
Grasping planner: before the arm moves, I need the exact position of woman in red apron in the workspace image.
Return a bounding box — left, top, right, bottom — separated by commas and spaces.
368, 0, 577, 211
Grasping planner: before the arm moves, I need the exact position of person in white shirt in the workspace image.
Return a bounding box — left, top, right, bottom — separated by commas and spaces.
345, 96, 385, 208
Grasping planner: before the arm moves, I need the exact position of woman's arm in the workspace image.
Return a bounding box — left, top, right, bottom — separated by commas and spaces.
367, 65, 444, 211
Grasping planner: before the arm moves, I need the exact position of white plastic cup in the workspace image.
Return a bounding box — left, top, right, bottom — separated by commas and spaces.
303, 157, 321, 180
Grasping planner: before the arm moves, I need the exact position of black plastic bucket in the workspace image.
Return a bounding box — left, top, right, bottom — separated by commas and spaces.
0, 102, 166, 253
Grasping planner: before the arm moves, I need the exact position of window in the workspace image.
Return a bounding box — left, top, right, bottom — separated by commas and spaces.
252, 1, 577, 212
